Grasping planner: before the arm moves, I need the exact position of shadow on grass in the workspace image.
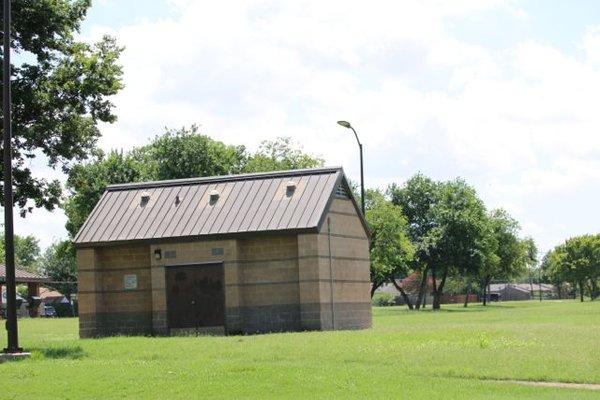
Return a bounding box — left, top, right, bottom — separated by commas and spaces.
33, 346, 87, 360
376, 304, 519, 315
403, 307, 489, 313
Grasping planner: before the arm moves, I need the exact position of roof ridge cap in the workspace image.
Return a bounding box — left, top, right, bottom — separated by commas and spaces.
106, 166, 343, 191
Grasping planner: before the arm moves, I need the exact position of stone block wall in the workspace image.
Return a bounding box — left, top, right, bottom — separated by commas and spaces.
313, 198, 372, 330
236, 235, 300, 333
77, 244, 152, 337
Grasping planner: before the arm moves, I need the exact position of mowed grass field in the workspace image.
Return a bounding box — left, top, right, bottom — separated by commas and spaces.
1, 300, 599, 399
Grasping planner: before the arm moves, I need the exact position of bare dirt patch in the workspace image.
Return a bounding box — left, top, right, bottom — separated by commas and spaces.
495, 379, 600, 391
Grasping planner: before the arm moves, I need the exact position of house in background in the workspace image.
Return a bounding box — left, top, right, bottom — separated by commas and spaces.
488, 283, 557, 301
74, 167, 372, 337
39, 287, 74, 317
377, 272, 477, 306
39, 287, 70, 305
0, 265, 50, 318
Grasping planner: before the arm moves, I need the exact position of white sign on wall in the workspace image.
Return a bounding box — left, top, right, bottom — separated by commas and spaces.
123, 274, 138, 290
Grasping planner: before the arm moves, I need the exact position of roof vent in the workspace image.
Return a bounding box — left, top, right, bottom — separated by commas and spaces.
140, 192, 150, 206
174, 194, 181, 207
334, 183, 350, 199
209, 189, 219, 205
286, 181, 297, 197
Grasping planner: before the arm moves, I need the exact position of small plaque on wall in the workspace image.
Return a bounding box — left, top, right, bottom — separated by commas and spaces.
123, 274, 138, 290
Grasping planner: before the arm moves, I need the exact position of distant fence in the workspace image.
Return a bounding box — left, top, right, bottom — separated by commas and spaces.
440, 294, 478, 304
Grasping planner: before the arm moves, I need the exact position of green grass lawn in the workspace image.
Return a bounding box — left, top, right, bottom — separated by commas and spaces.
1, 300, 599, 399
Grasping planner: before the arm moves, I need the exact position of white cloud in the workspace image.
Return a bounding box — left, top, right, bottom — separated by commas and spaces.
19, 0, 600, 256
581, 25, 600, 66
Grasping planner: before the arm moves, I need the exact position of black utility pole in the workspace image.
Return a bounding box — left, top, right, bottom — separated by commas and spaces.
3, 0, 21, 354
337, 121, 365, 215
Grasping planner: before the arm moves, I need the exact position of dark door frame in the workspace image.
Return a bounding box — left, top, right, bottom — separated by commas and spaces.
164, 261, 225, 332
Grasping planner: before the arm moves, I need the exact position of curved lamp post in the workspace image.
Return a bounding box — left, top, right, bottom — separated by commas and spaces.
337, 121, 365, 215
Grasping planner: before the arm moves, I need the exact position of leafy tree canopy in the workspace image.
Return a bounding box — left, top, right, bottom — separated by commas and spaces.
63, 150, 144, 237
365, 189, 413, 297
132, 125, 247, 180
475, 209, 536, 306
0, 233, 41, 271
542, 234, 600, 301
39, 239, 77, 300
243, 137, 324, 173
1, 0, 123, 215
423, 179, 490, 308
388, 174, 522, 308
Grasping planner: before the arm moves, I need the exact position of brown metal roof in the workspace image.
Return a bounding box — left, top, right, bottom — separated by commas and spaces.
0, 265, 50, 284
74, 167, 361, 246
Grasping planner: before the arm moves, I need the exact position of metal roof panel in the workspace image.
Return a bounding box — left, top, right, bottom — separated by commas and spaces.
74, 167, 361, 245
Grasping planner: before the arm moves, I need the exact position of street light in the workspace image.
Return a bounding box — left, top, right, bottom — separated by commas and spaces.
337, 121, 365, 215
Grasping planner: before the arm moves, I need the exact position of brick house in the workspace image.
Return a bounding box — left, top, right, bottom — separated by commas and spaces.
74, 167, 371, 337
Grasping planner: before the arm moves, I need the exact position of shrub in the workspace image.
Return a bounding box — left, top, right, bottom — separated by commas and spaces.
372, 292, 396, 307
53, 302, 78, 317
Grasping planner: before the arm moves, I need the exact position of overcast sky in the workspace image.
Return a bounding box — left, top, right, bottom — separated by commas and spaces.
16, 0, 600, 258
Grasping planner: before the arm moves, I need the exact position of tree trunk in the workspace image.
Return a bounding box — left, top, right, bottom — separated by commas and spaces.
415, 268, 428, 311
579, 281, 584, 302
529, 274, 534, 299
482, 277, 489, 306
370, 282, 381, 298
432, 269, 447, 310
430, 266, 437, 309
591, 280, 598, 300
391, 279, 414, 310
463, 279, 472, 308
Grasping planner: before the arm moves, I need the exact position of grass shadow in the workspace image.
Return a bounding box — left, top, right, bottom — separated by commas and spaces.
33, 346, 87, 360
403, 307, 489, 314
376, 303, 526, 315
423, 303, 523, 312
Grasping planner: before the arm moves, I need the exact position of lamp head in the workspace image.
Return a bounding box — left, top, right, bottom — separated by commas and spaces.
337, 120, 352, 129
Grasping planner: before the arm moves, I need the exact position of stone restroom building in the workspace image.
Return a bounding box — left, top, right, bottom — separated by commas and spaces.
75, 167, 371, 337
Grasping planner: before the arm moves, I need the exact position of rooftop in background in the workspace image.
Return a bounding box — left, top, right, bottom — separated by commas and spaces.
75, 166, 364, 246
39, 287, 65, 300
489, 283, 555, 293
0, 265, 49, 284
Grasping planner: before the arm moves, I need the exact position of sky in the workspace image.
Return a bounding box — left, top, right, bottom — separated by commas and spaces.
14, 0, 600, 258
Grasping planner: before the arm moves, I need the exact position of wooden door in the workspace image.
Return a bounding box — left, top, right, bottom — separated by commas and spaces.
166, 263, 225, 329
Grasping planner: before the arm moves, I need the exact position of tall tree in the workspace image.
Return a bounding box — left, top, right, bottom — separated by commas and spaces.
1, 0, 123, 214
39, 240, 77, 301
391, 176, 489, 310
389, 174, 439, 310
548, 235, 600, 302
522, 237, 539, 298
365, 189, 414, 306
478, 209, 529, 306
425, 179, 489, 309
541, 249, 568, 299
